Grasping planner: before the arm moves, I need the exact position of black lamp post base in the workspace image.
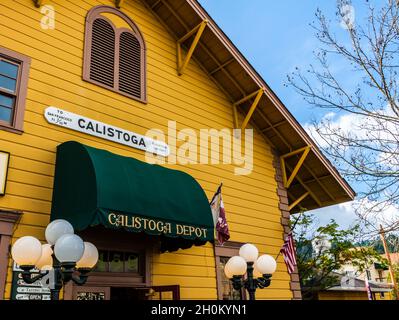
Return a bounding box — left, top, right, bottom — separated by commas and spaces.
50, 289, 61, 301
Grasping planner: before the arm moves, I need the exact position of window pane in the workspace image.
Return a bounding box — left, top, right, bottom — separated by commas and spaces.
0, 75, 17, 92
0, 106, 12, 123
0, 94, 14, 108
125, 253, 139, 272
219, 257, 243, 300
94, 250, 108, 272
0, 60, 19, 79
109, 251, 124, 272
93, 250, 141, 273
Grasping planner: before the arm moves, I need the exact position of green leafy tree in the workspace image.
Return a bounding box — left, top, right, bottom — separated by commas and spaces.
293, 213, 384, 300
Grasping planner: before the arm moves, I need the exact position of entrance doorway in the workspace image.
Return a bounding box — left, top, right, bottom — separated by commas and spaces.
71, 285, 180, 300
64, 228, 180, 301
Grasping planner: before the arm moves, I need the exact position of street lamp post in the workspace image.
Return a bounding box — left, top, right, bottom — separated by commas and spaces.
11, 219, 99, 300
224, 244, 277, 300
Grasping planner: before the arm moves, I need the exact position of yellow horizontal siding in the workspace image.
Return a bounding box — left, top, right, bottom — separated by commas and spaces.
152, 275, 217, 289
318, 292, 368, 300
0, 0, 292, 300
3, 137, 283, 213
0, 2, 275, 152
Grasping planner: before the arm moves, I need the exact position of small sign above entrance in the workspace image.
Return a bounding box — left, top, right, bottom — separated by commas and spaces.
44, 107, 170, 157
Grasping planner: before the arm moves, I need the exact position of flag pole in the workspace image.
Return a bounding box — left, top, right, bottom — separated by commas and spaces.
210, 182, 229, 246
275, 212, 302, 261
210, 182, 223, 205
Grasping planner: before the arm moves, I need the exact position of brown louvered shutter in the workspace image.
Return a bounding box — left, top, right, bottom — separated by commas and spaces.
119, 31, 142, 99
90, 18, 115, 88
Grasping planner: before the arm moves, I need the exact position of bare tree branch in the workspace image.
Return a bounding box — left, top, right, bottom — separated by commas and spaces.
287, 0, 399, 235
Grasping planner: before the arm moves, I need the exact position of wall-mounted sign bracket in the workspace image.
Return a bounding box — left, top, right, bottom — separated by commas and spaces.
177, 20, 208, 75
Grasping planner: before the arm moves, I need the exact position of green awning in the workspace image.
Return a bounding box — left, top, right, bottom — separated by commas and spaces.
50, 141, 214, 252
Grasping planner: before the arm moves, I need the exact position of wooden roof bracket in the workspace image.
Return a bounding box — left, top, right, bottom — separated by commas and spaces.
209, 58, 235, 75
233, 88, 264, 130
288, 164, 322, 207
144, 0, 354, 205
177, 20, 208, 75
280, 146, 311, 189
115, 0, 125, 8
33, 0, 42, 7
289, 192, 310, 211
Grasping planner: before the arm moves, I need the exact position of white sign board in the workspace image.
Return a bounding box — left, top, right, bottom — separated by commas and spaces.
44, 107, 170, 157
11, 263, 51, 301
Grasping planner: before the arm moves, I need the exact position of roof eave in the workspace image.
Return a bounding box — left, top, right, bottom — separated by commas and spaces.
141, 0, 355, 210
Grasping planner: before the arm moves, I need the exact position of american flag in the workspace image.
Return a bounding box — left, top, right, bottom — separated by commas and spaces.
280, 232, 297, 274
365, 278, 373, 300
210, 184, 230, 245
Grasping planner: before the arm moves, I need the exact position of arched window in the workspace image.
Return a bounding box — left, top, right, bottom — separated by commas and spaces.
83, 6, 146, 103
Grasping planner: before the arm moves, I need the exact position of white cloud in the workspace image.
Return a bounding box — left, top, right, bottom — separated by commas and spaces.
307, 202, 358, 230
306, 199, 399, 234
304, 106, 399, 179
353, 198, 399, 225
304, 111, 370, 148
304, 105, 399, 148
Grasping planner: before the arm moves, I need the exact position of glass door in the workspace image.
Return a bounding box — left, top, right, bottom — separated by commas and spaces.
150, 285, 180, 300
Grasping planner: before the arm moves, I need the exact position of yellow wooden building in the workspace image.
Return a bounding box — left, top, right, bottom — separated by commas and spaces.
0, 0, 355, 300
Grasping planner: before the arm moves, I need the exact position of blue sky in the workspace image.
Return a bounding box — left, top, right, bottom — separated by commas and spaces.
199, 0, 329, 123
198, 0, 370, 122
198, 0, 375, 228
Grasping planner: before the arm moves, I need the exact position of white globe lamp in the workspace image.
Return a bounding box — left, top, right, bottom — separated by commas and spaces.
253, 264, 263, 279
54, 234, 85, 263
35, 244, 53, 270
45, 219, 74, 245
239, 243, 259, 262
10, 219, 99, 301
255, 254, 277, 275
224, 256, 247, 277
11, 236, 42, 267
76, 242, 99, 269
